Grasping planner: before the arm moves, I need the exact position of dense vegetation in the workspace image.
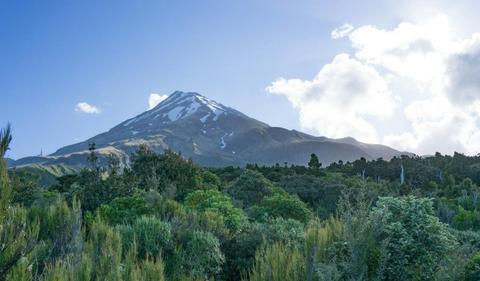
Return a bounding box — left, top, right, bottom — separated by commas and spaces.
3, 124, 480, 281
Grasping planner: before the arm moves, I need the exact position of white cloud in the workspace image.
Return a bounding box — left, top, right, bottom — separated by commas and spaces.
444, 34, 480, 104
148, 93, 168, 110
267, 54, 397, 143
270, 14, 480, 155
75, 102, 100, 114
331, 23, 354, 39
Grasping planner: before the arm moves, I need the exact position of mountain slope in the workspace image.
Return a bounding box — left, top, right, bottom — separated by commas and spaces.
13, 91, 409, 167
6, 158, 16, 166
12, 164, 81, 187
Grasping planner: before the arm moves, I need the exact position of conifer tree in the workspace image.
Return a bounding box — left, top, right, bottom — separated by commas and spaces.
308, 153, 321, 170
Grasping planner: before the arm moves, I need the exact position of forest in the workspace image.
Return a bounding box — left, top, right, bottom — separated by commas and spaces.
2, 123, 480, 281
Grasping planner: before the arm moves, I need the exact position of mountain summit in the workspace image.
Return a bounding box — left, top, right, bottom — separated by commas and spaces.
14, 91, 408, 167
121, 91, 247, 126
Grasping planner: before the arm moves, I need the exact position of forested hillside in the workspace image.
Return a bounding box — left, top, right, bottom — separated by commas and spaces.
2, 124, 480, 281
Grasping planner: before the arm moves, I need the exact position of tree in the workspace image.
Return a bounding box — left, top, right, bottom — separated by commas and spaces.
131, 216, 172, 259
308, 153, 321, 170
252, 192, 313, 223
227, 170, 273, 208
99, 194, 151, 225
85, 217, 123, 281
464, 252, 480, 281
371, 196, 456, 281
87, 142, 100, 175
130, 147, 201, 200
222, 217, 305, 281
180, 230, 225, 280
184, 189, 247, 233
0, 124, 12, 211
8, 169, 41, 207
30, 198, 82, 276
304, 218, 344, 281
0, 124, 39, 280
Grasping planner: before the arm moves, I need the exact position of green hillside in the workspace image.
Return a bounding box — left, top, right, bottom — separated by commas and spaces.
12, 164, 81, 187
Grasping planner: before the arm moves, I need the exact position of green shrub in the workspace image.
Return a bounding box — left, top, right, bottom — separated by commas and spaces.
464, 252, 480, 281
185, 189, 247, 233
227, 170, 273, 208
252, 193, 312, 223
181, 230, 225, 280
244, 243, 306, 281
132, 216, 172, 259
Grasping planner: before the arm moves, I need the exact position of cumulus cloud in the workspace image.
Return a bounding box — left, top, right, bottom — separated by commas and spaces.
270, 14, 480, 155
267, 54, 396, 143
349, 15, 452, 83
383, 97, 480, 154
331, 23, 354, 39
148, 93, 168, 110
444, 34, 480, 104
75, 102, 100, 114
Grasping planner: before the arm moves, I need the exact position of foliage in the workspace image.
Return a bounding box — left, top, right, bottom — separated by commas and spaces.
308, 153, 321, 170
6, 123, 480, 281
131, 216, 172, 259
244, 243, 306, 281
8, 169, 41, 206
129, 146, 201, 200
180, 230, 225, 280
464, 252, 480, 281
184, 189, 247, 233
0, 124, 39, 280
222, 217, 305, 280
252, 192, 312, 223
226, 170, 273, 208
371, 196, 456, 281
99, 194, 151, 225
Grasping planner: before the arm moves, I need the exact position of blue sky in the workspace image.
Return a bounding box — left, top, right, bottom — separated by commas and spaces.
2, 0, 480, 158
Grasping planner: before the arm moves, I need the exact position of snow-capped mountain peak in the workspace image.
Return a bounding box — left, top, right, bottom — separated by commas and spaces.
121, 91, 235, 127
29, 90, 406, 169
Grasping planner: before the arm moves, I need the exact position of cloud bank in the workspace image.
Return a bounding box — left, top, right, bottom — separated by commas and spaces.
268, 14, 480, 155
75, 102, 100, 114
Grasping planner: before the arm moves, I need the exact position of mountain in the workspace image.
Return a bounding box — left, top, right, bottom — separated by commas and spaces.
6, 158, 16, 166
11, 164, 81, 187
13, 91, 409, 168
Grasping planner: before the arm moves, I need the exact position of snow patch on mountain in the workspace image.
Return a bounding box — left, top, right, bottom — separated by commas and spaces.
166, 106, 184, 121
220, 133, 228, 149
200, 113, 211, 123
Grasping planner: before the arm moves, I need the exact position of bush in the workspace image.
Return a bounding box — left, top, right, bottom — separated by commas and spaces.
244, 243, 306, 281
252, 193, 312, 223
371, 196, 456, 281
464, 252, 480, 281
181, 230, 225, 279
132, 216, 172, 259
222, 217, 305, 281
99, 194, 151, 225
184, 189, 247, 233
227, 170, 273, 208
85, 217, 123, 280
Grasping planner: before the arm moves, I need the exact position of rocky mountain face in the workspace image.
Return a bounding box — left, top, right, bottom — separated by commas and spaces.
13, 91, 409, 168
